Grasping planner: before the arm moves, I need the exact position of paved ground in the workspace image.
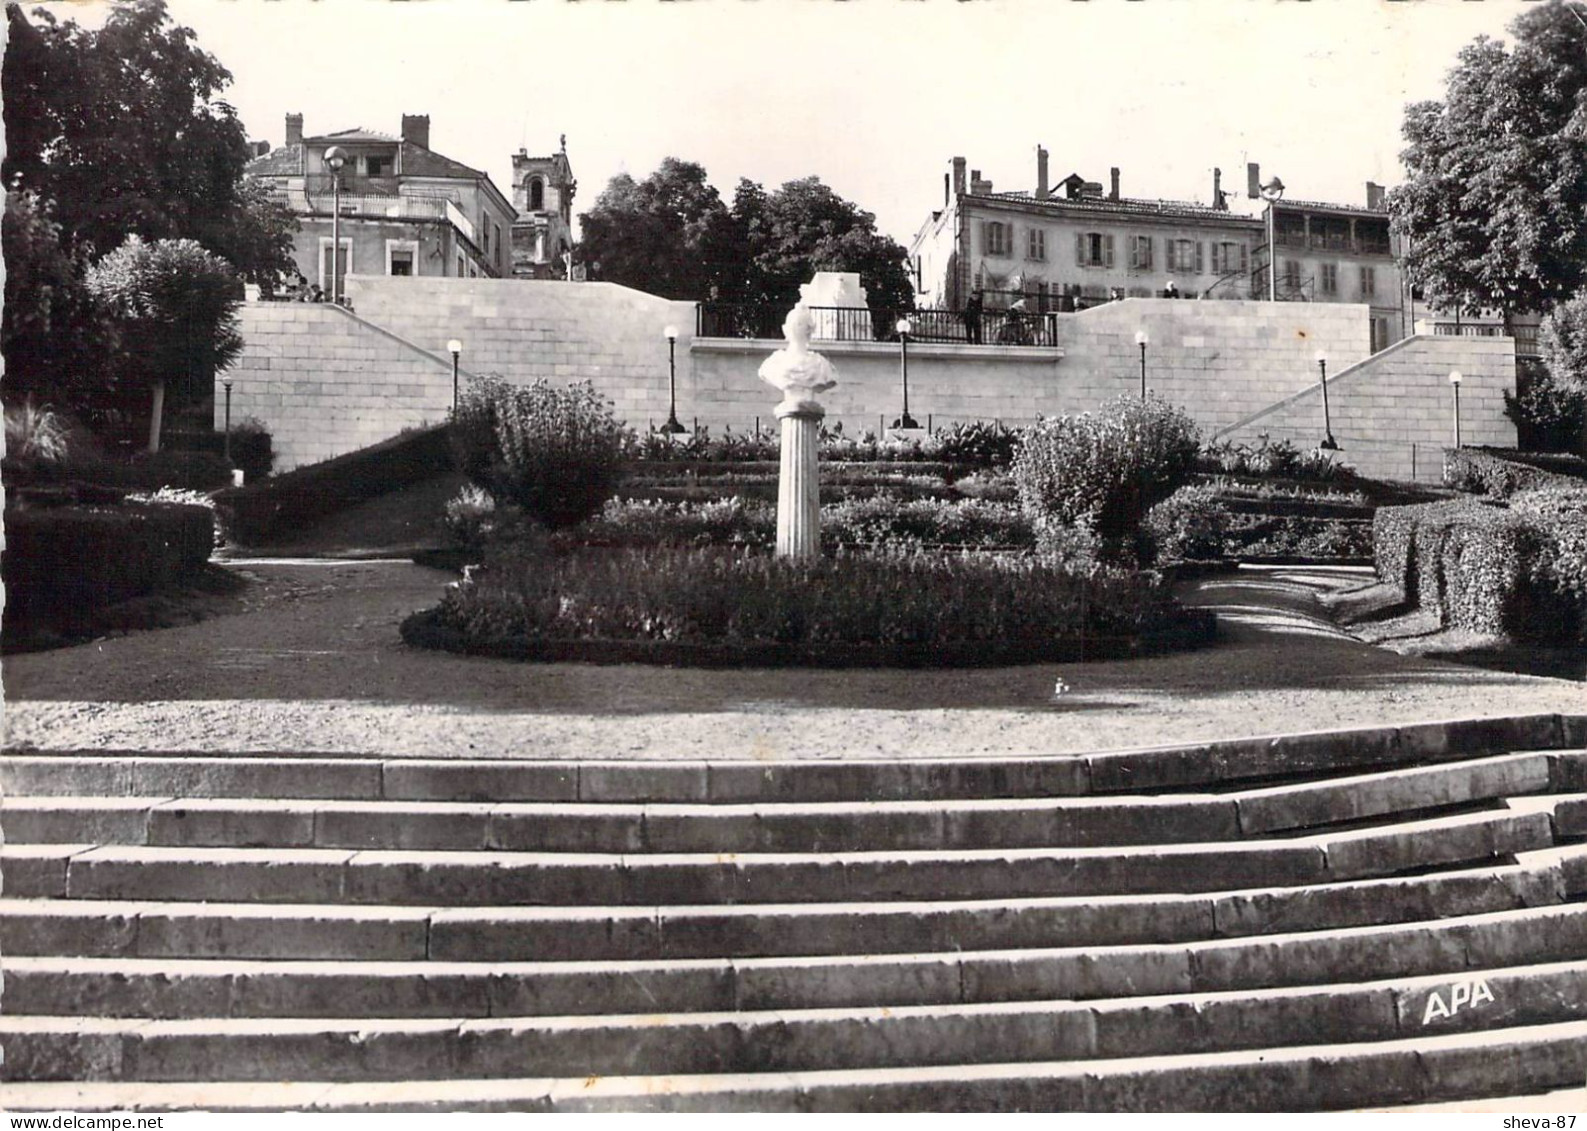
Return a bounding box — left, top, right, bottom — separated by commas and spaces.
4, 560, 1582, 759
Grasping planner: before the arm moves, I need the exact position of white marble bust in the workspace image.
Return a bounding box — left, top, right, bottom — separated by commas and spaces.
758, 303, 838, 413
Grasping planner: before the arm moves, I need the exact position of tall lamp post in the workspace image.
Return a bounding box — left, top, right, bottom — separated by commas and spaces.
1449, 369, 1463, 449
662, 325, 686, 435
324, 146, 347, 305
1259, 176, 1285, 302
221, 376, 234, 464
1135, 330, 1149, 399
892, 317, 918, 430
1316, 350, 1339, 450
448, 339, 462, 411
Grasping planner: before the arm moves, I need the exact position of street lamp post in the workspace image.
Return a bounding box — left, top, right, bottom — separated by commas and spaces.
1316, 350, 1339, 450
1449, 369, 1463, 448
1259, 176, 1286, 302
662, 325, 685, 435
221, 376, 234, 464
1135, 330, 1149, 399
448, 339, 462, 411
324, 146, 347, 305
892, 317, 918, 430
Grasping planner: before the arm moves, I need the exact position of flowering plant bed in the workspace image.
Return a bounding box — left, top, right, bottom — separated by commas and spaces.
400, 542, 1212, 668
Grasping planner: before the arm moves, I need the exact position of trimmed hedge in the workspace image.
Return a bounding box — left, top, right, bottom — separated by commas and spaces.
1372, 491, 1587, 640
3, 501, 215, 625
1443, 446, 1587, 498
163, 427, 273, 483
214, 426, 451, 545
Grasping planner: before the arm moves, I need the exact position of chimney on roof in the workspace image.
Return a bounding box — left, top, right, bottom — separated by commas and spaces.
1247, 162, 1261, 199
1036, 146, 1049, 200
1366, 181, 1387, 210
1109, 167, 1120, 201
970, 170, 993, 194
951, 157, 967, 197
401, 114, 431, 150
285, 113, 303, 147
1213, 167, 1226, 211
250, 140, 270, 158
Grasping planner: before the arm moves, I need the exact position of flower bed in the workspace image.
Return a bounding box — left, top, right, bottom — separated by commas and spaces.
401, 542, 1210, 667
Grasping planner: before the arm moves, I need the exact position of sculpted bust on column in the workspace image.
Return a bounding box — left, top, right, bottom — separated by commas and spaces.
758, 303, 838, 415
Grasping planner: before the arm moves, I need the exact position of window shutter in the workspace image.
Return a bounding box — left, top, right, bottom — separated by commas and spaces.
1104, 234, 1115, 268
1239, 244, 1249, 273
1076, 233, 1086, 266
1145, 237, 1153, 270
1195, 243, 1205, 274
981, 222, 988, 255
1210, 244, 1222, 274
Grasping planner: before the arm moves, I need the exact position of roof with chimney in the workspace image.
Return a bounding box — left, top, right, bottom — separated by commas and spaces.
980, 190, 1258, 226
1274, 197, 1391, 219
246, 137, 491, 183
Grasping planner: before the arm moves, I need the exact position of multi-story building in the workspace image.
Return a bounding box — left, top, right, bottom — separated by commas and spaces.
245, 114, 517, 294
510, 138, 577, 279
910, 149, 1407, 350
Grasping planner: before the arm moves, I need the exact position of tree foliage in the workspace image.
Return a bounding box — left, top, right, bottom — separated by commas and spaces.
2, 191, 119, 410
2, 0, 297, 282
578, 158, 912, 322
85, 236, 244, 451
1389, 0, 1587, 318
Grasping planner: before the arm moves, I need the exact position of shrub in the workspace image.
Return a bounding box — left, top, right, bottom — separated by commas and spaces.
127, 487, 227, 548
1505, 358, 1587, 453
4, 401, 72, 466
3, 501, 214, 629
1443, 446, 1585, 497
451, 377, 629, 529
1225, 515, 1373, 560
931, 420, 1022, 469
582, 496, 774, 547
442, 484, 501, 550
1139, 485, 1230, 564
1012, 395, 1201, 549
1199, 437, 1357, 483
409, 540, 1180, 661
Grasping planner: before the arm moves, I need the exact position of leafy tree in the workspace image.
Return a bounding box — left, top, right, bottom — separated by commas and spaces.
1509, 287, 1587, 451
85, 237, 243, 453
578, 158, 730, 300
1389, 0, 1587, 319
2, 191, 119, 412
2, 0, 297, 283
740, 176, 914, 331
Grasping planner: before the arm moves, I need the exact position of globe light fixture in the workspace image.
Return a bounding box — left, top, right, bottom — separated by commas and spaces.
1135, 329, 1149, 399
662, 325, 686, 435
1316, 349, 1338, 450
892, 317, 918, 430
324, 146, 348, 305
448, 339, 463, 411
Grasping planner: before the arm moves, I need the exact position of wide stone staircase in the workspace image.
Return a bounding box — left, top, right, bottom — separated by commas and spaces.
3, 714, 1586, 1111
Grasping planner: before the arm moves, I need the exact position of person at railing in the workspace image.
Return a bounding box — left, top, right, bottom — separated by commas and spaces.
962, 290, 984, 344
999, 297, 1031, 346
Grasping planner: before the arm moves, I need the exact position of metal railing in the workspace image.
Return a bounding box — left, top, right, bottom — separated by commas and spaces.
695, 303, 1060, 348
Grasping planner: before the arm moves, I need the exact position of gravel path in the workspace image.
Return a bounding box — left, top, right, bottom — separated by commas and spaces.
4, 561, 1582, 760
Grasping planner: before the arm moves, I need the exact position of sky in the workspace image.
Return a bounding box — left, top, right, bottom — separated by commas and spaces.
31, 0, 1542, 246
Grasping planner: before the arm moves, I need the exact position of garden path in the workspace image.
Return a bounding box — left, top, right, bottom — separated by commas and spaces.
4, 561, 1581, 759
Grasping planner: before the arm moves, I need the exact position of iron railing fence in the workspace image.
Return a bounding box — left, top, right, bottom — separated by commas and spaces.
696, 304, 1060, 348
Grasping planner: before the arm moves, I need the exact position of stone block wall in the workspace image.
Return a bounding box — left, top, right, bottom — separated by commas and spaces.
226, 300, 459, 470
1215, 335, 1517, 482
229, 279, 1515, 481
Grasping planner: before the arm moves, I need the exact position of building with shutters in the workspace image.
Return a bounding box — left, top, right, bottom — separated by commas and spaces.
245, 114, 517, 295
909, 149, 1408, 351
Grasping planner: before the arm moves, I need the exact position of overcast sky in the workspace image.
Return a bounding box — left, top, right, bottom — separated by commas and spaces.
37, 0, 1536, 244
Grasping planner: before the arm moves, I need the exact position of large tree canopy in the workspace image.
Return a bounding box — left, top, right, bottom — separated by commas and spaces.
577, 158, 729, 301
1389, 0, 1587, 319
578, 159, 912, 323
2, 0, 296, 282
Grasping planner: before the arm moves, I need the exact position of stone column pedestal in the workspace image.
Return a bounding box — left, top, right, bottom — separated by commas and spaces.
775, 401, 824, 560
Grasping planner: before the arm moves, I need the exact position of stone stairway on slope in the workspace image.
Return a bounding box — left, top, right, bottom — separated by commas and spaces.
1, 713, 1585, 1112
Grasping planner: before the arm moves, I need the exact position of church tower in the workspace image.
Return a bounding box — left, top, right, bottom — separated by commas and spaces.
511, 135, 577, 279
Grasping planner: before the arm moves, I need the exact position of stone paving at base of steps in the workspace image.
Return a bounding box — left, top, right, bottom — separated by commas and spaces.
4, 562, 1583, 760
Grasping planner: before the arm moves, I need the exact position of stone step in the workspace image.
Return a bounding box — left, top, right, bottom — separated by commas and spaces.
1, 751, 1560, 853
5, 901, 1586, 1020
1505, 794, 1587, 838
4, 714, 1578, 804
3, 1018, 1584, 1111
3, 858, 1563, 963
5, 809, 1550, 905
4, 959, 1583, 1083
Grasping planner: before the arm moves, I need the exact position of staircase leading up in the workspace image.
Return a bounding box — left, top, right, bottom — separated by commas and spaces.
3, 714, 1585, 1111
